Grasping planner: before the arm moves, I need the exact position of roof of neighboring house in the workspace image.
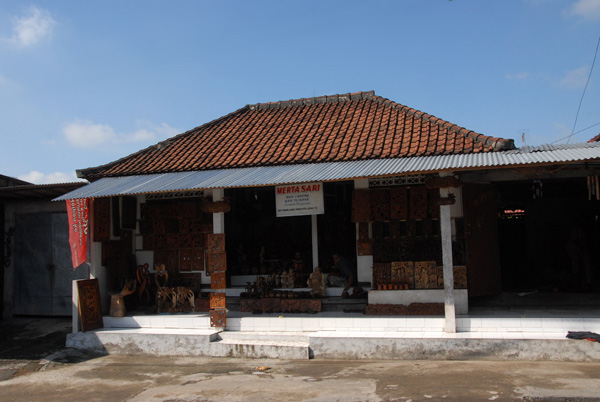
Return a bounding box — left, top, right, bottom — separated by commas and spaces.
0, 182, 87, 201
588, 133, 600, 142
78, 91, 515, 180
0, 174, 31, 188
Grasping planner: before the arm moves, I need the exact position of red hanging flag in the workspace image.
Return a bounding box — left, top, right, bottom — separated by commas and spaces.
66, 198, 89, 269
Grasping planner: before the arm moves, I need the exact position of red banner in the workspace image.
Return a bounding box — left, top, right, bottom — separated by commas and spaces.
67, 198, 89, 269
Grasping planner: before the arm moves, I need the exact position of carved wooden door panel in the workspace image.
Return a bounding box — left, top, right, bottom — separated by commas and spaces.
463, 184, 502, 297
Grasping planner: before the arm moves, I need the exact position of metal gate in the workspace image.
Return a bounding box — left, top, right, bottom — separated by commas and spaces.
13, 212, 89, 316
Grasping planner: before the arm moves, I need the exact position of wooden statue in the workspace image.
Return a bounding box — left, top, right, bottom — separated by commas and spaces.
307, 267, 326, 298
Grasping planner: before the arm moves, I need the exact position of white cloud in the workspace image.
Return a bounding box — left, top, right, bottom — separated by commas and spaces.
505, 72, 530, 81
559, 65, 589, 88
8, 6, 56, 47
570, 0, 600, 20
18, 170, 85, 185
63, 119, 179, 148
63, 120, 117, 148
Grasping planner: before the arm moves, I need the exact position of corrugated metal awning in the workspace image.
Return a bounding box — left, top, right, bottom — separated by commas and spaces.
54, 142, 600, 200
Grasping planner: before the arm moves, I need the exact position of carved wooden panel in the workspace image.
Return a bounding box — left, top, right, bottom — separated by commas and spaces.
373, 263, 391, 288
192, 248, 205, 271
207, 252, 227, 273
211, 271, 226, 289
357, 240, 372, 256
389, 187, 408, 220
154, 234, 167, 249
210, 292, 226, 309
454, 265, 467, 289
207, 233, 226, 253
201, 224, 214, 233
414, 261, 429, 289
77, 279, 103, 332
398, 240, 414, 261
93, 197, 110, 242
210, 309, 226, 327
155, 249, 179, 273
352, 190, 371, 222
166, 234, 178, 249
428, 189, 440, 219
390, 221, 402, 239
165, 219, 179, 234
178, 219, 189, 234
154, 219, 166, 234
409, 186, 428, 220
121, 196, 137, 230
358, 222, 369, 240
370, 189, 390, 221
189, 218, 203, 233
179, 202, 197, 218
191, 233, 205, 248
179, 248, 193, 272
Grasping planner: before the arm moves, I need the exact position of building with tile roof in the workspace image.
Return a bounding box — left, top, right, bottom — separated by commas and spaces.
56, 91, 600, 341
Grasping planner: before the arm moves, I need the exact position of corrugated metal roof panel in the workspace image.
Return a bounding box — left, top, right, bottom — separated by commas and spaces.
54, 142, 600, 200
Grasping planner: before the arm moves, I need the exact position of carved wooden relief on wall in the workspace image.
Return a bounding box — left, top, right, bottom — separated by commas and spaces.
409, 187, 428, 220
207, 252, 227, 273
389, 187, 408, 220
93, 197, 110, 242
352, 190, 371, 222
370, 189, 390, 221
210, 309, 226, 327
210, 292, 226, 309
207, 233, 226, 253
211, 271, 226, 289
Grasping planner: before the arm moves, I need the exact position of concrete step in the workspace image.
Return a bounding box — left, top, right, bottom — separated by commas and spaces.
210, 331, 311, 359
217, 331, 310, 343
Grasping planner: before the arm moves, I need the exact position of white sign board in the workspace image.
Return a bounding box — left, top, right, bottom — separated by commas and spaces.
275, 182, 324, 217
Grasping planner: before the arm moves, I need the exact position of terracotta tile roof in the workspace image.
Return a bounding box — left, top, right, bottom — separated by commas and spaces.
78, 91, 515, 179
588, 133, 600, 142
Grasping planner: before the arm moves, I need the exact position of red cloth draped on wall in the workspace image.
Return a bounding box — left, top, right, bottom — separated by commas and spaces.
67, 198, 89, 269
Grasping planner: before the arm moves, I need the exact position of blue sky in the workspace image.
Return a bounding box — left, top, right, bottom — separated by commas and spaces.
1, 0, 599, 184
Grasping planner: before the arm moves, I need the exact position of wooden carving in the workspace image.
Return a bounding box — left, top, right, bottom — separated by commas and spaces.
373, 263, 391, 288
77, 279, 103, 332
370, 189, 390, 221
207, 252, 227, 273
352, 190, 371, 222
357, 240, 373, 256
210, 292, 226, 309
409, 187, 428, 220
358, 222, 369, 240
211, 271, 226, 289
414, 261, 429, 289
93, 198, 110, 242
210, 309, 226, 327
207, 233, 226, 253
389, 187, 408, 220
454, 265, 468, 289
202, 200, 231, 213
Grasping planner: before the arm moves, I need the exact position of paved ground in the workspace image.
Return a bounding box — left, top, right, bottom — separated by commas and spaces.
2, 317, 600, 401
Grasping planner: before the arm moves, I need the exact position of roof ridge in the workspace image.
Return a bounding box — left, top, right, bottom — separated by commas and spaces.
247, 90, 376, 110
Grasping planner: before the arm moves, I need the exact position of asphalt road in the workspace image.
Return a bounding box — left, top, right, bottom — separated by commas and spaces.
1, 317, 600, 401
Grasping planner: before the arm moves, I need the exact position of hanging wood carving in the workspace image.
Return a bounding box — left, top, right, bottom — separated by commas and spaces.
370, 189, 390, 221
77, 279, 103, 332
389, 187, 408, 220
409, 187, 428, 220
93, 198, 110, 242
211, 271, 226, 289
210, 292, 226, 309
210, 309, 226, 327
352, 190, 371, 222
207, 252, 227, 273
358, 222, 369, 240
357, 240, 372, 256
202, 199, 231, 213
207, 233, 226, 253
373, 263, 391, 288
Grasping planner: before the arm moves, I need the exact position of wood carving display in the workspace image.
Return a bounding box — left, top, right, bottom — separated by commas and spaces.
207, 233, 226, 253
389, 187, 408, 220
93, 197, 110, 242
202, 200, 231, 213
211, 271, 226, 289
357, 240, 372, 256
109, 279, 136, 317
210, 309, 227, 327
370, 189, 390, 221
352, 190, 371, 222
207, 252, 227, 273
77, 279, 103, 332
358, 222, 369, 240
210, 292, 226, 309
409, 187, 428, 220
454, 265, 468, 289
373, 263, 391, 288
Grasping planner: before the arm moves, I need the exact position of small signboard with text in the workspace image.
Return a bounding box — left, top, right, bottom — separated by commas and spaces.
275, 182, 324, 217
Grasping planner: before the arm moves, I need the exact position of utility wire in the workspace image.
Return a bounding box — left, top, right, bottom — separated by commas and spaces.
552, 120, 600, 144
567, 33, 600, 144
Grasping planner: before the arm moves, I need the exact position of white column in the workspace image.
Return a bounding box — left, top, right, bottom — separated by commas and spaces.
440, 186, 456, 333
354, 179, 372, 283
212, 188, 225, 234
311, 214, 319, 270
72, 280, 80, 333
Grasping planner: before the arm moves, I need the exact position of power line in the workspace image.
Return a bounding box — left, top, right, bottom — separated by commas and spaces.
552, 120, 600, 144
567, 33, 600, 144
